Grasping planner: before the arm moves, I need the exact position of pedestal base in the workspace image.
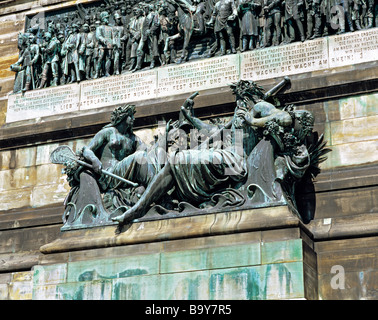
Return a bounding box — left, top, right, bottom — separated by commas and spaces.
34, 206, 317, 300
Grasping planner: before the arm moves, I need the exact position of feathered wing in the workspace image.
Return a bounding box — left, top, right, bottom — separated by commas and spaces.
307, 133, 332, 179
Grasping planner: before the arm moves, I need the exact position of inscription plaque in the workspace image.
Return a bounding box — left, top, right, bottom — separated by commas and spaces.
80, 70, 157, 110
6, 84, 80, 123
329, 29, 378, 68
240, 38, 329, 80
156, 55, 240, 97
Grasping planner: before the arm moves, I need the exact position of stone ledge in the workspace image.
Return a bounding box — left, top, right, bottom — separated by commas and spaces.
40, 206, 300, 254
0, 250, 40, 273
38, 205, 378, 256
0, 0, 97, 17
1, 204, 376, 275
315, 163, 378, 192
0, 203, 63, 231
306, 212, 378, 241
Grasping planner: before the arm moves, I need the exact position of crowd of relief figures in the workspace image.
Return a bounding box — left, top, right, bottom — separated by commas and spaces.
11, 0, 378, 93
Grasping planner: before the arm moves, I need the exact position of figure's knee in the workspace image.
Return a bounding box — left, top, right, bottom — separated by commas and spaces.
134, 150, 149, 165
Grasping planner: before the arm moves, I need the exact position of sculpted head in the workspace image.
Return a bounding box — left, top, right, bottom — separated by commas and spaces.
17, 32, 30, 50
82, 23, 90, 33
230, 80, 265, 103
108, 104, 136, 128
100, 11, 110, 25
44, 31, 53, 42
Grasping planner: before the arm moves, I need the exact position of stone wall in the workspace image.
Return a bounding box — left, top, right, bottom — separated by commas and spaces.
0, 0, 377, 300
32, 238, 311, 300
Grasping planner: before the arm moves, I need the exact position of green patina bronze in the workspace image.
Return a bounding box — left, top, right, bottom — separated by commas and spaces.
51, 77, 330, 231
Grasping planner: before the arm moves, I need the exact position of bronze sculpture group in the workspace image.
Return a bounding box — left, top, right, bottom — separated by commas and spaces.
52, 78, 331, 231
11, 0, 377, 93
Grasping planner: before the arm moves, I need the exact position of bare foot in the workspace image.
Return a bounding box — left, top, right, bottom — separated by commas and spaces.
112, 208, 136, 225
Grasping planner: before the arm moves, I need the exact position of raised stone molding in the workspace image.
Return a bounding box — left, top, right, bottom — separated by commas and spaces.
40, 206, 299, 254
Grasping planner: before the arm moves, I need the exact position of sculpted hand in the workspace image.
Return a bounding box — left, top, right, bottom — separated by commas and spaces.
169, 119, 180, 130
228, 14, 236, 21
236, 109, 253, 126
92, 159, 103, 175
181, 105, 192, 120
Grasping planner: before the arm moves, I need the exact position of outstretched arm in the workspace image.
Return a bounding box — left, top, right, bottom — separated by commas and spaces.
82, 129, 108, 174
236, 101, 292, 128
181, 106, 218, 133
180, 93, 219, 134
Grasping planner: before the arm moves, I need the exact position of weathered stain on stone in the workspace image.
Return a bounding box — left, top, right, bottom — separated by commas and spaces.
78, 268, 148, 282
